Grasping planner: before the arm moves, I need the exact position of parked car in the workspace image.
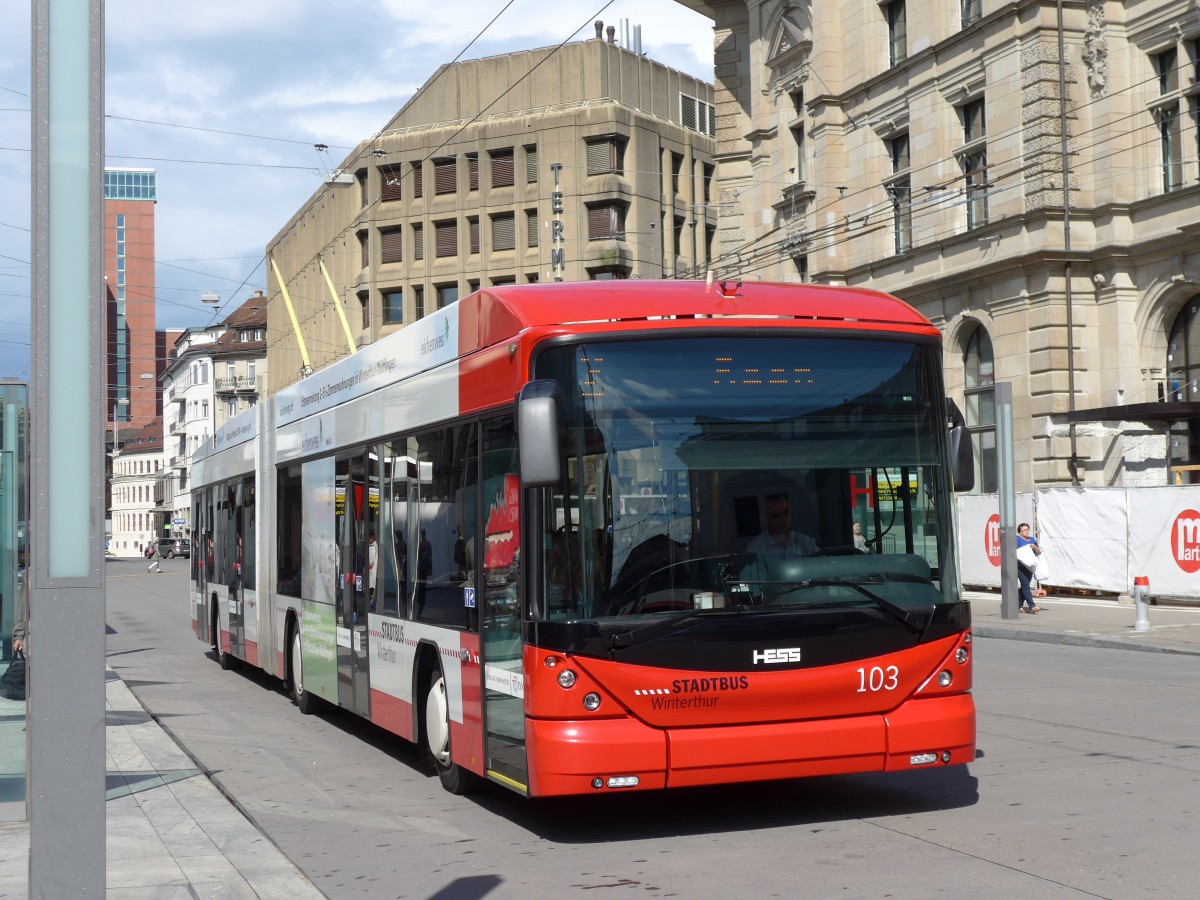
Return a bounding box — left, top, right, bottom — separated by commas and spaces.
157, 538, 191, 559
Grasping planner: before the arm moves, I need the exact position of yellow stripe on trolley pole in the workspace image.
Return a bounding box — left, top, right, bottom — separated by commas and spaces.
269, 256, 312, 373
320, 257, 358, 355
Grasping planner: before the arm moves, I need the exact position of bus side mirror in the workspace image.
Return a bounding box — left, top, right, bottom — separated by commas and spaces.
517, 380, 562, 487
949, 425, 975, 493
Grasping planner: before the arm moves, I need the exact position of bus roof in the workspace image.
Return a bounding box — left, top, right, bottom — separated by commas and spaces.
469, 280, 935, 335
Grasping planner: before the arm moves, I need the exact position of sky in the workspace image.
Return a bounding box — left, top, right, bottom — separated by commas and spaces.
0, 0, 716, 380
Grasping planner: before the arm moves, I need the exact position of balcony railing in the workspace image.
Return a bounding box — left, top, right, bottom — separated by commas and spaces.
215, 374, 262, 393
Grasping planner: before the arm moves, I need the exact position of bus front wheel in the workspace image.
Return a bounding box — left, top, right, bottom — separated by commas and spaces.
290, 627, 317, 715
423, 672, 479, 795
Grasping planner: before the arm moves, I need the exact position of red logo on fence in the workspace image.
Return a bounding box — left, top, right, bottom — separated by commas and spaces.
1172, 509, 1200, 574
985, 514, 1001, 567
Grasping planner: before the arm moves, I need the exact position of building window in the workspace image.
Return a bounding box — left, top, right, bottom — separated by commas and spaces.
413, 223, 424, 261
1157, 106, 1183, 191
795, 254, 809, 282
490, 149, 515, 188
380, 165, 403, 202
248, 361, 256, 382
586, 136, 626, 175
1156, 47, 1179, 95
670, 152, 684, 196
703, 163, 714, 204
886, 0, 907, 67
466, 154, 479, 192
380, 227, 403, 264
1167, 298, 1200, 483
358, 290, 370, 329
680, 93, 716, 136
413, 286, 425, 320
358, 230, 369, 269
436, 284, 458, 309
963, 150, 989, 228
886, 132, 912, 254
588, 266, 630, 280
526, 209, 539, 248
587, 202, 626, 240
959, 99, 988, 229
961, 0, 981, 28
491, 276, 515, 286
524, 144, 538, 183
468, 217, 480, 255
382, 290, 403, 325
963, 325, 997, 493
226, 399, 238, 417
491, 213, 516, 251
434, 219, 457, 258
412, 161, 423, 198
790, 125, 805, 182
433, 157, 456, 195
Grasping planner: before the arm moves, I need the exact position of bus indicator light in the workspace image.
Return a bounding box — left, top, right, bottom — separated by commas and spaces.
606, 776, 639, 789
910, 753, 938, 766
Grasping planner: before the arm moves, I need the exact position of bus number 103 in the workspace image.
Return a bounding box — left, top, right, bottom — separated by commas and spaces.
856, 665, 899, 693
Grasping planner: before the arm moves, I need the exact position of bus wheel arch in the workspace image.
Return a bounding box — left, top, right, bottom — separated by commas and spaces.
416, 642, 480, 795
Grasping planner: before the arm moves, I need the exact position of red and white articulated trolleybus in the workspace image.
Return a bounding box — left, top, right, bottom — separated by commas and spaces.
189, 279, 977, 798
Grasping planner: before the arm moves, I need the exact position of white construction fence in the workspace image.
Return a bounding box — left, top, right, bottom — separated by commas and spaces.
957, 486, 1200, 600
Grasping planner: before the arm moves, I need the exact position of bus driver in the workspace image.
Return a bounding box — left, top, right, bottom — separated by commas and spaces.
740, 492, 817, 586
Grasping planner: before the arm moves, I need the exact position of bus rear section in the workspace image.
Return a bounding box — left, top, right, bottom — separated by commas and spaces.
485, 327, 976, 796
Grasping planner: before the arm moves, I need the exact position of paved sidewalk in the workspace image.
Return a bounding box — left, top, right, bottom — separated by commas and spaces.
0, 669, 324, 899
968, 589, 1200, 656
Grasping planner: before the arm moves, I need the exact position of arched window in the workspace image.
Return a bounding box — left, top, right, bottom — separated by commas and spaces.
1167, 298, 1200, 483
963, 324, 997, 493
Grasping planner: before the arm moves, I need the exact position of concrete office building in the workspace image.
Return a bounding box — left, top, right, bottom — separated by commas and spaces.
674, 0, 1200, 490
265, 28, 716, 393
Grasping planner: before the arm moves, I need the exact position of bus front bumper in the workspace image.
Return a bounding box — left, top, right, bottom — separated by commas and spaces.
524, 692, 975, 797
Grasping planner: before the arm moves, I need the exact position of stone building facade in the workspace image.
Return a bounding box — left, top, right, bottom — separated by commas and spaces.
265, 32, 716, 394
674, 0, 1200, 490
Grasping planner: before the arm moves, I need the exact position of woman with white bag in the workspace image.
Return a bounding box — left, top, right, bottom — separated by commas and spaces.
1015, 522, 1045, 613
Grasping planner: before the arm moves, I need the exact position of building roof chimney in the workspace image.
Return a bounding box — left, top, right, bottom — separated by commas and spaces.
595, 20, 603, 39
606, 24, 616, 44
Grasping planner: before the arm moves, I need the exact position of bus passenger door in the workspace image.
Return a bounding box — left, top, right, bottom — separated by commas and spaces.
335, 453, 371, 717
481, 418, 527, 789
225, 483, 245, 659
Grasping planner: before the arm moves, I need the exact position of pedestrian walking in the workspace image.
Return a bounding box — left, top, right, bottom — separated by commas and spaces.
1015, 522, 1044, 613
147, 542, 160, 574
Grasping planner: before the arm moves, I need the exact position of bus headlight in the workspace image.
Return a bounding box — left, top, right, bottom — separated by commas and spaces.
583, 692, 601, 711
955, 647, 968, 664
937, 670, 953, 687
557, 669, 577, 689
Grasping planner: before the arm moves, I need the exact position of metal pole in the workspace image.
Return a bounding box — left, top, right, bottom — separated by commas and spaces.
30, 0, 106, 894
995, 382, 1020, 619
1058, 0, 1080, 484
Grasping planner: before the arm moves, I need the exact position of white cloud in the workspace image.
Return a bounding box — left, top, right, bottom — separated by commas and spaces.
0, 0, 715, 377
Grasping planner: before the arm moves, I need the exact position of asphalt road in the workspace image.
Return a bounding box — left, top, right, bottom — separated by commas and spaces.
106, 558, 1200, 900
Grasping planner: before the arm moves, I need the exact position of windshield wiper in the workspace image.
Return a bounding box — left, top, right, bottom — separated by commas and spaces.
769, 578, 934, 634
608, 606, 746, 651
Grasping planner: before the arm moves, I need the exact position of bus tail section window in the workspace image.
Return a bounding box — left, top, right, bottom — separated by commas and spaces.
277, 464, 302, 598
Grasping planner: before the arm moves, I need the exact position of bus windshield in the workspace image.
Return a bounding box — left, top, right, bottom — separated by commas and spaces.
530, 334, 959, 625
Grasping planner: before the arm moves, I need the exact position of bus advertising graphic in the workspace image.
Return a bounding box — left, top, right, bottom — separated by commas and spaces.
187, 281, 976, 798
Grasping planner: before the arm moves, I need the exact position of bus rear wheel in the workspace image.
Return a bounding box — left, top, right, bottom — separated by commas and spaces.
423, 672, 480, 795
213, 605, 232, 670
290, 627, 317, 715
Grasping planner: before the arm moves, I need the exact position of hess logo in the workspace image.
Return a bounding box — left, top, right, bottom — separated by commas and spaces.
1172, 509, 1200, 574
985, 513, 1001, 567
753, 647, 802, 665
